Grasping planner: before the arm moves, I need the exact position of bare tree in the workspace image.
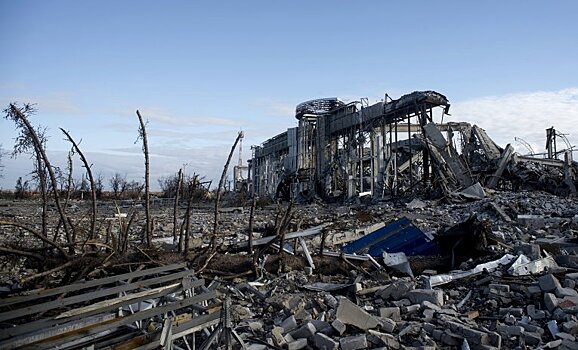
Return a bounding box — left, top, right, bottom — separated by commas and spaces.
136, 110, 151, 247
209, 131, 244, 251
109, 172, 127, 200
14, 176, 30, 199
4, 104, 73, 252
61, 128, 98, 239
172, 168, 183, 243
0, 144, 5, 179
95, 172, 104, 199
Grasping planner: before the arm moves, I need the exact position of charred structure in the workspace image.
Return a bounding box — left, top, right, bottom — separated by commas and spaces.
251, 91, 578, 200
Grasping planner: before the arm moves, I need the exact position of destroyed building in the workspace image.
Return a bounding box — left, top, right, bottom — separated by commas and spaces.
250, 91, 577, 200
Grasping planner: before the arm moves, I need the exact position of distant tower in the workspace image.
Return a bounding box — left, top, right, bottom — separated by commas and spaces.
233, 131, 248, 192
238, 130, 244, 168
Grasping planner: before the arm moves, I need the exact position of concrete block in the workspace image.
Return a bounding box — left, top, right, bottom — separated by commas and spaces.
561, 339, 578, 350
339, 334, 367, 350
313, 332, 338, 350
331, 319, 346, 335
290, 322, 316, 339
563, 320, 578, 335
498, 307, 523, 317
377, 280, 415, 300
367, 330, 400, 349
548, 319, 560, 337
496, 324, 524, 337
556, 332, 576, 341
489, 283, 510, 293
408, 289, 444, 306
287, 338, 307, 350
556, 286, 578, 298
422, 300, 441, 311
564, 278, 577, 289
271, 326, 286, 347
336, 298, 380, 330
324, 294, 338, 309
423, 322, 436, 334
539, 273, 562, 292
523, 331, 542, 347
391, 299, 411, 307
379, 306, 401, 321
402, 304, 420, 314
440, 331, 461, 346
280, 315, 298, 333
380, 317, 396, 333
545, 292, 559, 312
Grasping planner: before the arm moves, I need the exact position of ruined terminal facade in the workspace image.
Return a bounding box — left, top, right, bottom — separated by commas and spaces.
250, 90, 576, 200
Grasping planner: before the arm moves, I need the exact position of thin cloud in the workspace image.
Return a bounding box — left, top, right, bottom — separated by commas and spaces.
251, 99, 296, 118
0, 91, 82, 115
108, 106, 240, 127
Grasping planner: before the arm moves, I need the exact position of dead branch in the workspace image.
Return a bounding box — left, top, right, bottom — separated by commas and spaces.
19, 261, 73, 284
209, 131, 244, 251
60, 128, 98, 239
0, 220, 70, 260
0, 246, 44, 260
5, 104, 74, 253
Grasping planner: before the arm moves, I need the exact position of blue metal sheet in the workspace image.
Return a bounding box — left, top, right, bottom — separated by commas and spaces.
342, 217, 439, 257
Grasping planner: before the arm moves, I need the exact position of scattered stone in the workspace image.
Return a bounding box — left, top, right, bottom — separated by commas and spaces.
280, 315, 298, 333
336, 298, 380, 330
287, 338, 308, 350
331, 319, 346, 335
313, 332, 338, 350
545, 293, 559, 312
539, 274, 562, 293
339, 334, 368, 350
379, 306, 401, 321
290, 322, 316, 339
407, 289, 444, 306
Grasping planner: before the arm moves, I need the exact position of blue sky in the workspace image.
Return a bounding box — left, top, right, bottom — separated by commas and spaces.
1, 1, 578, 190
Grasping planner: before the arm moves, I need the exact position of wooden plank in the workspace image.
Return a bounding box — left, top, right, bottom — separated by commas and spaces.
0, 270, 200, 324
56, 283, 180, 319
171, 311, 222, 339
1, 291, 217, 350
0, 277, 203, 340
0, 263, 187, 308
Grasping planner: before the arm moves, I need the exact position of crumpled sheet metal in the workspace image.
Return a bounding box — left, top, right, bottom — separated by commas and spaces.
508, 253, 560, 276
428, 254, 516, 288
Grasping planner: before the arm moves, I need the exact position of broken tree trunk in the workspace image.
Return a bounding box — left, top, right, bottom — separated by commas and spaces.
136, 110, 152, 248
6, 104, 74, 253
209, 131, 243, 251
173, 168, 183, 243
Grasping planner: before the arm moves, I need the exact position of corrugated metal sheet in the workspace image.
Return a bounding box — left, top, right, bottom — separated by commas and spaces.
342, 217, 439, 257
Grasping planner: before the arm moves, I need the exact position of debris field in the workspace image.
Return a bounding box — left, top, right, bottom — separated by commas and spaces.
1, 91, 578, 349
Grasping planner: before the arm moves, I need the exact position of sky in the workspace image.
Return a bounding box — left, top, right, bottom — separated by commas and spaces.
1, 1, 578, 190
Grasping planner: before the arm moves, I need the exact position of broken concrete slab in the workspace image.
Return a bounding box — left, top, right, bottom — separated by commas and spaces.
408, 289, 444, 307
339, 334, 368, 350
335, 298, 381, 331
